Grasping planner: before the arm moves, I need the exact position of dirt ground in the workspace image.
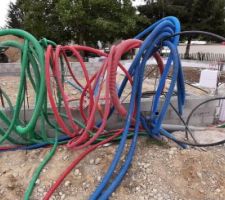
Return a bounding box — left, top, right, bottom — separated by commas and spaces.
0, 138, 225, 200
0, 69, 225, 200
182, 67, 225, 83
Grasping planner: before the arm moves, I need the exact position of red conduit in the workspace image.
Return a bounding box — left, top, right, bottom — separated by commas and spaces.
43, 129, 123, 200
109, 39, 164, 118
43, 39, 164, 199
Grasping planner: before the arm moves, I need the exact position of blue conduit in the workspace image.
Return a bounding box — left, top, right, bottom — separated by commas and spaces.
90, 16, 186, 200
1, 135, 70, 152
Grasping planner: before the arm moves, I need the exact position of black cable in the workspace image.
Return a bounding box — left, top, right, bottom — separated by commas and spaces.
142, 93, 225, 147
186, 97, 225, 127
164, 31, 225, 42
171, 97, 225, 147
166, 75, 209, 94
141, 30, 225, 147
168, 101, 198, 143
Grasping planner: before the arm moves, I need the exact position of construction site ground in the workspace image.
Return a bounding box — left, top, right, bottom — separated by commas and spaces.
0, 69, 225, 200
0, 138, 225, 200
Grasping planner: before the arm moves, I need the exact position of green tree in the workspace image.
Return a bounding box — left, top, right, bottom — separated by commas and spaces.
7, 0, 73, 43
6, 0, 24, 29
138, 0, 225, 57
19, 0, 70, 43
56, 0, 138, 45
7, 0, 139, 45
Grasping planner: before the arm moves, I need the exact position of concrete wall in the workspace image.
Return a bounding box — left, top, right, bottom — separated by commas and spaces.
0, 62, 219, 136
1, 58, 224, 78
0, 96, 217, 136
0, 63, 21, 75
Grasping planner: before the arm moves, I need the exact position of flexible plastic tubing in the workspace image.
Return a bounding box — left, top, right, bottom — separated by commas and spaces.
0, 35, 64, 200
41, 41, 131, 199
40, 17, 186, 200
89, 16, 187, 199
0, 30, 47, 145
109, 39, 164, 117
45, 44, 137, 150
24, 133, 58, 200
5, 18, 221, 198
0, 135, 70, 152
0, 32, 68, 147
1, 30, 44, 134
45, 45, 78, 137
42, 43, 134, 200
42, 36, 166, 198
43, 129, 123, 200
1, 18, 225, 200
161, 30, 225, 146
0, 35, 72, 155
45, 44, 110, 137
136, 16, 185, 115
0, 35, 157, 147
4, 21, 218, 150
46, 45, 109, 147
0, 17, 184, 200
91, 41, 144, 200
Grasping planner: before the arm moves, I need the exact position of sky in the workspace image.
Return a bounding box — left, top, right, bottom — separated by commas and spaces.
0, 0, 145, 27
0, 0, 16, 27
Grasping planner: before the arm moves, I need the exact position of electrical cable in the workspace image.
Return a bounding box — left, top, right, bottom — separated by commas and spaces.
1, 17, 225, 200
90, 16, 186, 200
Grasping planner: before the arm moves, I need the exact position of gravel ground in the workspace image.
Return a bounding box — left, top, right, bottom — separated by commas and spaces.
0, 138, 225, 200
0, 70, 224, 200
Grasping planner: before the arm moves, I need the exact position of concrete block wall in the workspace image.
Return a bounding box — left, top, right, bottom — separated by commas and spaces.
0, 62, 219, 134
0, 63, 21, 75
0, 62, 103, 76
69, 62, 102, 76
0, 59, 220, 77
0, 96, 217, 135
113, 96, 217, 128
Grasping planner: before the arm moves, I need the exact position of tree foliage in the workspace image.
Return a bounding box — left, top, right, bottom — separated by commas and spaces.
55, 0, 139, 45
6, 0, 24, 29
7, 0, 225, 46
7, 0, 70, 43
139, 0, 225, 35
139, 0, 225, 57
7, 0, 138, 45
